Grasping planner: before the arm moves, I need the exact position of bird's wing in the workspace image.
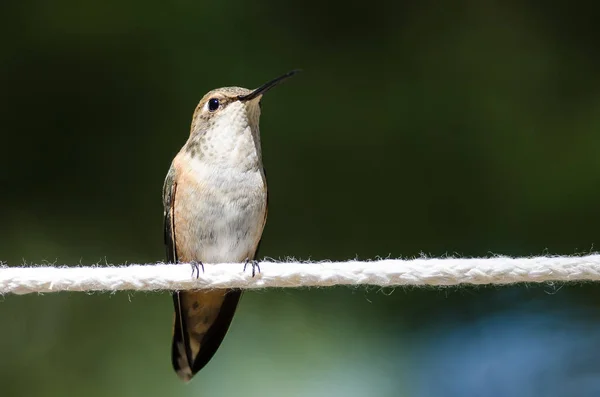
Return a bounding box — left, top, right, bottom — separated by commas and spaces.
163, 166, 178, 264
253, 168, 269, 259
163, 165, 193, 378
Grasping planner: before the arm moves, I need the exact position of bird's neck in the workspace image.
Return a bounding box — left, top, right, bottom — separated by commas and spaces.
184, 124, 263, 172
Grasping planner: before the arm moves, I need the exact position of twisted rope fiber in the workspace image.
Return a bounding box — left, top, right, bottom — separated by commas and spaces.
2, 255, 600, 295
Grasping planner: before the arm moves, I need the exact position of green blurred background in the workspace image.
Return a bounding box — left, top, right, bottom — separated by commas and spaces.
2, 1, 600, 396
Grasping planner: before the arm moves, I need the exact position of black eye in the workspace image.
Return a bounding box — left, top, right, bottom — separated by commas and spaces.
208, 98, 219, 112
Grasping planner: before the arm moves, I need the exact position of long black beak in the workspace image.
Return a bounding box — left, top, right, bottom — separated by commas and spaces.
237, 69, 301, 102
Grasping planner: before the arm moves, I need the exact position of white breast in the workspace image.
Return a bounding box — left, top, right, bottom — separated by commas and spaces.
174, 151, 267, 264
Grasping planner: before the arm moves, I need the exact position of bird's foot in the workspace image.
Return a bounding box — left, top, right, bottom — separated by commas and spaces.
190, 261, 205, 279
243, 258, 261, 278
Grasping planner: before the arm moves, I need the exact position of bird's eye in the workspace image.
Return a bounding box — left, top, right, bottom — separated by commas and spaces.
208, 98, 220, 112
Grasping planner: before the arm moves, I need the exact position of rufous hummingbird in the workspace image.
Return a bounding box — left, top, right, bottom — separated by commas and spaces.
162, 70, 300, 381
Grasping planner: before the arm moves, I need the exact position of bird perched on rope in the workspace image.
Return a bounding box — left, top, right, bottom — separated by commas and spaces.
162, 70, 300, 381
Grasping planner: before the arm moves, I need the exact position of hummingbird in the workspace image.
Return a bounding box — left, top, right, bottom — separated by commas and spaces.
162, 70, 300, 381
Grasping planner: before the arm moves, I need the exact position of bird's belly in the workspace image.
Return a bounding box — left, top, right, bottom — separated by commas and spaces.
192, 199, 265, 263
174, 168, 267, 264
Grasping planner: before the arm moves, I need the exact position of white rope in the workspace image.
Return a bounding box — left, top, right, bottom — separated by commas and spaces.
2, 255, 600, 295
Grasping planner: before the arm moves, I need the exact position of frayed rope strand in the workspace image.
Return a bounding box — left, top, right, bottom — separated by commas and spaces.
2, 255, 600, 295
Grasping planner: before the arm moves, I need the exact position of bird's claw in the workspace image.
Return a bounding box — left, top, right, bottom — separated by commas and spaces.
190, 261, 205, 279
243, 259, 261, 278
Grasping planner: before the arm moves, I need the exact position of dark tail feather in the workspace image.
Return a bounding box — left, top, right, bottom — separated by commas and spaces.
171, 289, 242, 381
172, 291, 193, 381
